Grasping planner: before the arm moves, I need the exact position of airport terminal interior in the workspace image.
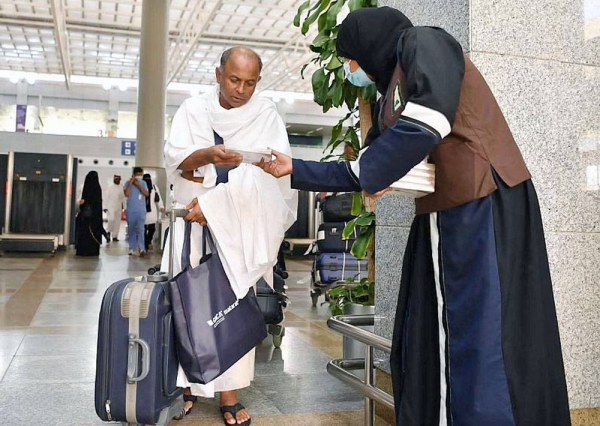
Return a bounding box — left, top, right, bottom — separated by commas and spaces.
1, 0, 599, 425
0, 241, 385, 425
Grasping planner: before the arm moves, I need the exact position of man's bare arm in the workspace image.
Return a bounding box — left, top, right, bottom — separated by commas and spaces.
179, 145, 242, 171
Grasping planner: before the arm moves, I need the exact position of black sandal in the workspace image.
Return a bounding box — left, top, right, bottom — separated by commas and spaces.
173, 394, 197, 420
220, 403, 251, 425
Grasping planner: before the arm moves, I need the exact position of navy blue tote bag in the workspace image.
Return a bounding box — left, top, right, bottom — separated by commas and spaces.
169, 223, 267, 384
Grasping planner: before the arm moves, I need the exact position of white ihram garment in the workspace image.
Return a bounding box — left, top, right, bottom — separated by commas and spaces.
105, 183, 124, 235
161, 86, 297, 397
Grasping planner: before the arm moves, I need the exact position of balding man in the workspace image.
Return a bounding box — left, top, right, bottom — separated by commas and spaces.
163, 47, 297, 425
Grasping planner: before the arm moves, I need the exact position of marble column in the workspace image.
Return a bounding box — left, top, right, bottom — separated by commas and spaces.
136, 0, 169, 200
376, 0, 600, 417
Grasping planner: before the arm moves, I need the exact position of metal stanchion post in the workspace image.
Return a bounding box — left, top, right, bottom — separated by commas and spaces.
365, 344, 374, 426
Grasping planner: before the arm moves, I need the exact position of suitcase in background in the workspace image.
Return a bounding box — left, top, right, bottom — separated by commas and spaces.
320, 193, 356, 222
95, 275, 183, 425
316, 252, 368, 284
256, 272, 287, 325
317, 222, 356, 253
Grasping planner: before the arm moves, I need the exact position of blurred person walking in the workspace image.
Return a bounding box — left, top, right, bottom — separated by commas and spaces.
124, 167, 149, 256
142, 173, 164, 251
75, 171, 104, 256
105, 174, 125, 242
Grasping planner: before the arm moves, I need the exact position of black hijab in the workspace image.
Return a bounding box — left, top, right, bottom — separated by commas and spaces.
336, 7, 413, 94
82, 171, 102, 204
143, 173, 153, 213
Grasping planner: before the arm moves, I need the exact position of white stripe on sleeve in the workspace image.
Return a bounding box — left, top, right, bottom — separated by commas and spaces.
402, 102, 451, 138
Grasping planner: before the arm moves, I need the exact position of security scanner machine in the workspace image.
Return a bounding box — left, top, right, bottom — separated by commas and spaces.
0, 152, 76, 253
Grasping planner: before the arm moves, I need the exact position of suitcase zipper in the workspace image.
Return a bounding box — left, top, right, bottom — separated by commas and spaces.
98, 284, 117, 420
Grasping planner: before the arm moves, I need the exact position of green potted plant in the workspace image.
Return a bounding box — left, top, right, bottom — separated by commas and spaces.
294, 0, 378, 316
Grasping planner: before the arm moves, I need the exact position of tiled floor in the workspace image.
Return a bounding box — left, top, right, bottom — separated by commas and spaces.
0, 238, 391, 426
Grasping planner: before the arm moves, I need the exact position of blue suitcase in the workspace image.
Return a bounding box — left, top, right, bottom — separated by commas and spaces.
316, 252, 368, 284
95, 275, 183, 425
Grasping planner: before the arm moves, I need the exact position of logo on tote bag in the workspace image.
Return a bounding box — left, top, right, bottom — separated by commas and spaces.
207, 299, 240, 328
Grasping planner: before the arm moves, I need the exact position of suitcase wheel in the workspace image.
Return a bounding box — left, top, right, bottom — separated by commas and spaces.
268, 324, 285, 348
310, 291, 319, 307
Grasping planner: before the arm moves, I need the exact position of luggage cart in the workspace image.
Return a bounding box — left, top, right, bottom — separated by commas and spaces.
309, 193, 367, 307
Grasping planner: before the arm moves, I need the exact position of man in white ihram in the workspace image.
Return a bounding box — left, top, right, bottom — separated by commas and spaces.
104, 174, 124, 242
161, 46, 297, 425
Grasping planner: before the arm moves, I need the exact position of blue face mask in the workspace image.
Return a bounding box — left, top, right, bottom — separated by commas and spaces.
136, 176, 143, 181
343, 62, 374, 87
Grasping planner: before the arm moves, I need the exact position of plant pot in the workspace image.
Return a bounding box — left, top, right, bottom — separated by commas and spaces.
342, 303, 375, 379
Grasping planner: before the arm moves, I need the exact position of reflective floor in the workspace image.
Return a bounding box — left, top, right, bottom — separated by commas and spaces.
0, 236, 391, 426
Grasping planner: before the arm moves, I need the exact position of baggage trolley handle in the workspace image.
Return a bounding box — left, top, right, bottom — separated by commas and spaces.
127, 334, 151, 382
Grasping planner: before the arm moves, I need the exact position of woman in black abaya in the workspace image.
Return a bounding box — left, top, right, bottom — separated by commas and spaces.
75, 171, 104, 256
257, 7, 570, 426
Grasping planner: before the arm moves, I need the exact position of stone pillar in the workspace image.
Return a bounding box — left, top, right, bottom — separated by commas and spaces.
376, 0, 600, 420
136, 0, 169, 203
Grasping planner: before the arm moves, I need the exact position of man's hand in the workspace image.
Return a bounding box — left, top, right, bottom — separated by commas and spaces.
208, 145, 242, 167
184, 197, 207, 226
254, 149, 292, 178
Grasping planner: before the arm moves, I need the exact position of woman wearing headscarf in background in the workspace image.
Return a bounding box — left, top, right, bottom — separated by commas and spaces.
142, 173, 164, 252
75, 170, 104, 256
256, 7, 570, 426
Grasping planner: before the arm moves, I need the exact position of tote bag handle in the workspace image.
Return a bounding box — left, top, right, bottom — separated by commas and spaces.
180, 222, 218, 270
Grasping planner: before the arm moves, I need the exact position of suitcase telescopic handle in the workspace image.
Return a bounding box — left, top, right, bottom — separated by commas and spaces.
127, 334, 150, 382
168, 209, 191, 278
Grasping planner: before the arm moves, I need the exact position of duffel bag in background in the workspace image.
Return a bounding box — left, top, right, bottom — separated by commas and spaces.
317, 222, 356, 253
321, 193, 356, 222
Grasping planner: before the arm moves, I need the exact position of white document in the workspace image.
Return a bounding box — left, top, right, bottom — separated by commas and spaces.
226, 147, 272, 163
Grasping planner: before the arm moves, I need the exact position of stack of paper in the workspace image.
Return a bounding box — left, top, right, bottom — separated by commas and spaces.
389, 159, 435, 198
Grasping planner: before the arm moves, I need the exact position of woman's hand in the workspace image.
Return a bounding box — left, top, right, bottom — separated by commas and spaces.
363, 188, 392, 199
184, 198, 207, 226
254, 149, 293, 178
78, 199, 85, 205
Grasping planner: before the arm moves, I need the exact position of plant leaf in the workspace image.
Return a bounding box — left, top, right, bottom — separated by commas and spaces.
317, 10, 329, 32
326, 0, 345, 29
301, 0, 332, 35
312, 31, 331, 48
342, 218, 358, 239
350, 226, 373, 259
355, 213, 375, 226
361, 83, 377, 101
326, 55, 342, 70
293, 0, 312, 27
332, 81, 344, 106
351, 192, 362, 216
348, 0, 362, 11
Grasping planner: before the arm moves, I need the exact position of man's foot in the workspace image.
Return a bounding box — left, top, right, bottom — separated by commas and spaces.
219, 403, 251, 425
173, 389, 196, 421
105, 233, 111, 243
220, 391, 250, 425
128, 250, 134, 256
112, 238, 119, 242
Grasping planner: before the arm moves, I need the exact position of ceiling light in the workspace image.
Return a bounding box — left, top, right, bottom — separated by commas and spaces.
26, 77, 36, 85
9, 76, 20, 84
285, 97, 294, 105
118, 84, 128, 92
102, 83, 112, 90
